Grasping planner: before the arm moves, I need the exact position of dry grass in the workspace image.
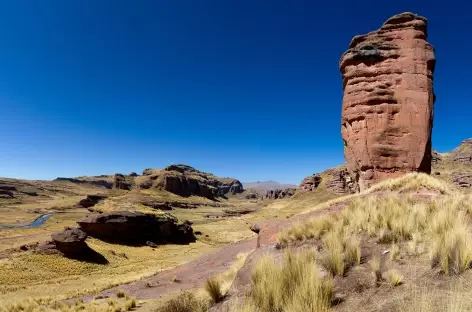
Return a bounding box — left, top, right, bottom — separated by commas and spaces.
278, 177, 472, 276
235, 249, 332, 312
386, 269, 403, 286
371, 253, 382, 285
155, 292, 208, 312
320, 231, 345, 276
0, 296, 129, 312
205, 277, 224, 303
365, 172, 452, 195
124, 297, 136, 311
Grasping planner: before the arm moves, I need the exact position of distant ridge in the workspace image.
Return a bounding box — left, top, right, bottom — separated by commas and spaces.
243, 181, 297, 191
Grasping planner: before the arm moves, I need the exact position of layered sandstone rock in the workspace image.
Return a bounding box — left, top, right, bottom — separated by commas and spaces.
136, 164, 244, 199
340, 12, 436, 190
113, 173, 135, 190
265, 188, 296, 200
78, 211, 195, 244
300, 167, 357, 195
450, 139, 472, 165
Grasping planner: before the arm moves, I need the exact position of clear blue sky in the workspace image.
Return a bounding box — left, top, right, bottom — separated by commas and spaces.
0, 0, 470, 184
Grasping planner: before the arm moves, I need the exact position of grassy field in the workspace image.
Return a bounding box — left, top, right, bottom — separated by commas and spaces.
0, 179, 341, 309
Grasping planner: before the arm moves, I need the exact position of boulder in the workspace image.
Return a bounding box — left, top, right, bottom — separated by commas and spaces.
51, 227, 88, 255
340, 12, 436, 191
77, 211, 195, 244
265, 188, 296, 200
77, 195, 107, 208
129, 172, 138, 177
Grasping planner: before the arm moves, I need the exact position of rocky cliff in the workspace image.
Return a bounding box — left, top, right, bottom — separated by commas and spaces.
340, 12, 436, 191
136, 164, 244, 199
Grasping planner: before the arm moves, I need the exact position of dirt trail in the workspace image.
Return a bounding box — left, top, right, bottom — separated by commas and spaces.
88, 202, 345, 301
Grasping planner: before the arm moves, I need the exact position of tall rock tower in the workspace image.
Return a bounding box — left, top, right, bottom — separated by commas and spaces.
340, 12, 436, 191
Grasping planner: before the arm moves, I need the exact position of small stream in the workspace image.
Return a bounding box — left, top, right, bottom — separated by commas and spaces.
0, 213, 54, 229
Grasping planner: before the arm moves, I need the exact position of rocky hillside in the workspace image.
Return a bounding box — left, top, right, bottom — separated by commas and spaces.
242, 181, 297, 191
432, 138, 472, 188
135, 164, 243, 199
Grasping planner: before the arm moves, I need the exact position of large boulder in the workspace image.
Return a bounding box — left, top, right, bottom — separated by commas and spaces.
51, 227, 88, 255
77, 195, 107, 208
340, 12, 436, 191
77, 211, 195, 244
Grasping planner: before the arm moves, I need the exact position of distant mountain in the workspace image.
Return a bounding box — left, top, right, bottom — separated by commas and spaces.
242, 180, 297, 191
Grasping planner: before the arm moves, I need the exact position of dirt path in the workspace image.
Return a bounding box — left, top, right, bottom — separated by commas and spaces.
88, 202, 345, 302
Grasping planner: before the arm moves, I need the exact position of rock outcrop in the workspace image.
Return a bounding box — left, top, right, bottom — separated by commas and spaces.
51, 227, 88, 255
113, 174, 135, 190
452, 172, 472, 188
265, 188, 297, 200
300, 167, 357, 195
136, 164, 244, 199
77, 195, 107, 208
78, 211, 195, 244
300, 174, 322, 192
450, 139, 472, 165
54, 177, 114, 189
340, 12, 436, 191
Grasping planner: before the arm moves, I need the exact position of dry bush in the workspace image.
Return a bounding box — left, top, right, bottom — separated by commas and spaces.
155, 292, 208, 312
239, 249, 332, 312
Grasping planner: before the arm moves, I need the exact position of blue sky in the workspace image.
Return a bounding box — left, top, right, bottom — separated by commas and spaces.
0, 0, 470, 184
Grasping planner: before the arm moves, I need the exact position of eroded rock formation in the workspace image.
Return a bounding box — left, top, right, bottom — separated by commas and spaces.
136, 164, 244, 199
450, 139, 472, 165
78, 211, 195, 244
340, 12, 436, 190
265, 188, 297, 200
300, 167, 357, 194
51, 227, 88, 255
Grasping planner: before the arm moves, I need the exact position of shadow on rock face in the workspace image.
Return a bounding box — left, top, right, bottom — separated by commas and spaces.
63, 245, 109, 265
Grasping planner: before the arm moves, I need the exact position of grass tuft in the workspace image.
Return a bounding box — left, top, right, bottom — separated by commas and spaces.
239, 249, 332, 312
155, 292, 208, 312
385, 269, 403, 286
204, 276, 224, 303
